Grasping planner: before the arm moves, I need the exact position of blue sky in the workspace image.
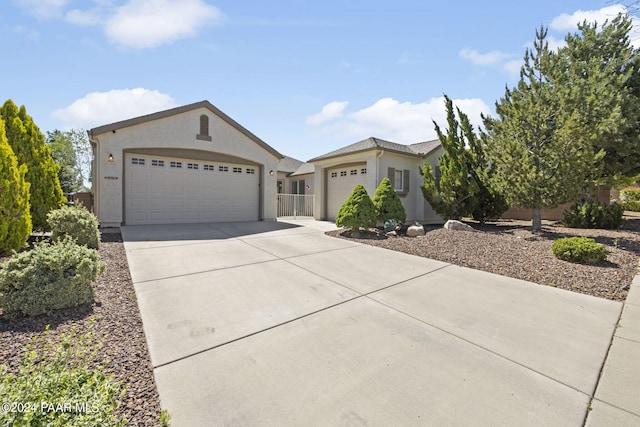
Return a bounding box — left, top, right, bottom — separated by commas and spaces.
0, 0, 636, 162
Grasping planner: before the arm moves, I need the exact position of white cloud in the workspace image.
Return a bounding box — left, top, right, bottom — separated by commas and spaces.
502, 59, 523, 77
52, 88, 177, 129
459, 48, 511, 66
104, 0, 224, 49
65, 9, 102, 26
15, 0, 69, 20
550, 5, 627, 31
307, 97, 492, 144
306, 101, 349, 126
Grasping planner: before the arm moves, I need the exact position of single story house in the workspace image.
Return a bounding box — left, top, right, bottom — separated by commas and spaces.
88, 101, 283, 227
308, 137, 444, 223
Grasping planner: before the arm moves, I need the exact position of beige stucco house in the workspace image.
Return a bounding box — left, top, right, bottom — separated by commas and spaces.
89, 101, 283, 227
308, 137, 444, 223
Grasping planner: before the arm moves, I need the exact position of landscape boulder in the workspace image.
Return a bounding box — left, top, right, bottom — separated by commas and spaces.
444, 220, 475, 232
406, 223, 425, 237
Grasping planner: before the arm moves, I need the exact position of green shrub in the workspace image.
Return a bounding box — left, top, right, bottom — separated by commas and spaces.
0, 237, 105, 317
0, 322, 126, 427
620, 188, 640, 201
336, 184, 377, 231
372, 178, 407, 224
0, 118, 32, 255
619, 200, 640, 212
563, 201, 623, 229
552, 237, 607, 264
47, 205, 100, 249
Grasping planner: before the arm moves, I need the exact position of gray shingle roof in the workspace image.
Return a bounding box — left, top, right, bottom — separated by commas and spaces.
308, 137, 440, 162
277, 156, 304, 173
290, 163, 315, 176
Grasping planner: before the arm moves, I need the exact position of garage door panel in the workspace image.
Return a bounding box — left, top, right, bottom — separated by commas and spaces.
327, 166, 367, 221
125, 154, 259, 225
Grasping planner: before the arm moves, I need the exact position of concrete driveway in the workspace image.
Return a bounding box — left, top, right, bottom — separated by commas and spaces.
121, 220, 624, 426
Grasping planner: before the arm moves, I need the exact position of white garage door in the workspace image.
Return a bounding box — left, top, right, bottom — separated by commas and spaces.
327, 165, 367, 221
125, 153, 259, 225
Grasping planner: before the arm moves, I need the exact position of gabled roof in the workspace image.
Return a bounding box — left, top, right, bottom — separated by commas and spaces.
277, 156, 304, 173
308, 137, 440, 162
88, 100, 283, 159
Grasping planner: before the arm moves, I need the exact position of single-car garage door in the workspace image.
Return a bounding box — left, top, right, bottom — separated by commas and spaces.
125, 153, 259, 224
327, 165, 367, 221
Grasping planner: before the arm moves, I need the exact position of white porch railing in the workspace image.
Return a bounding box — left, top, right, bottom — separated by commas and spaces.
277, 194, 315, 218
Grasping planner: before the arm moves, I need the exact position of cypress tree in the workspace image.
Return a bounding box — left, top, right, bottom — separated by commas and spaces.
372, 178, 406, 224
420, 95, 478, 220
336, 184, 377, 233
1, 100, 65, 230
0, 118, 31, 254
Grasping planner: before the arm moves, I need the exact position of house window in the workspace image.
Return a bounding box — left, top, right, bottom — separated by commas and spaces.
388, 167, 409, 194
361, 168, 367, 175
350, 169, 357, 176
292, 179, 306, 195
246, 168, 256, 174
131, 157, 145, 165
331, 172, 337, 178
187, 163, 199, 170
151, 159, 164, 167
219, 166, 229, 172
277, 180, 284, 193
170, 161, 182, 169
197, 115, 212, 141
340, 171, 347, 177
203, 164, 215, 171
394, 170, 403, 191
232, 167, 242, 173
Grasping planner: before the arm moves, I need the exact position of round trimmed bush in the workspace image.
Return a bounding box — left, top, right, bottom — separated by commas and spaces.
47, 205, 100, 249
372, 178, 406, 224
0, 237, 105, 317
336, 184, 377, 231
551, 237, 607, 264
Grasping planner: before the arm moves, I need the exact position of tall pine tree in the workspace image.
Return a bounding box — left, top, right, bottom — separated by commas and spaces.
482, 27, 601, 231
1, 100, 65, 230
0, 118, 31, 254
554, 14, 640, 184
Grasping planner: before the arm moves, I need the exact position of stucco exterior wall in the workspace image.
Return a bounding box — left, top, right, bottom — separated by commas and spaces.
91, 106, 279, 226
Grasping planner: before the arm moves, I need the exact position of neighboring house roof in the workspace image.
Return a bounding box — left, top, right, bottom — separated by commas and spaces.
408, 139, 442, 156
290, 163, 315, 176
88, 100, 283, 159
308, 137, 440, 162
278, 156, 304, 173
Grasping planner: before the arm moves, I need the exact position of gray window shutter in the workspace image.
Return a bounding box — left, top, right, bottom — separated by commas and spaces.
388, 167, 395, 187
403, 170, 410, 193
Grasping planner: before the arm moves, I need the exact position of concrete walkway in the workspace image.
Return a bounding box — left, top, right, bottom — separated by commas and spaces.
120, 220, 629, 426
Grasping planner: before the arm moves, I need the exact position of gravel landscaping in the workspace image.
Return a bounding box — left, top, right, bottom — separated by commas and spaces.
327, 215, 640, 302
0, 232, 162, 426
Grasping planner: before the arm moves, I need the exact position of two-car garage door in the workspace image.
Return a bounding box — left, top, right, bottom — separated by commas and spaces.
124, 153, 259, 225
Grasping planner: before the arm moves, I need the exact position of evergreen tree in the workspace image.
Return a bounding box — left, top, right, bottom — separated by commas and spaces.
46, 130, 83, 194
0, 118, 31, 254
1, 100, 65, 229
420, 95, 478, 220
554, 14, 640, 184
482, 27, 601, 231
335, 184, 377, 233
372, 178, 406, 224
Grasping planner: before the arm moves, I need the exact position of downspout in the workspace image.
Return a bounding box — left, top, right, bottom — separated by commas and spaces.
376, 150, 385, 184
